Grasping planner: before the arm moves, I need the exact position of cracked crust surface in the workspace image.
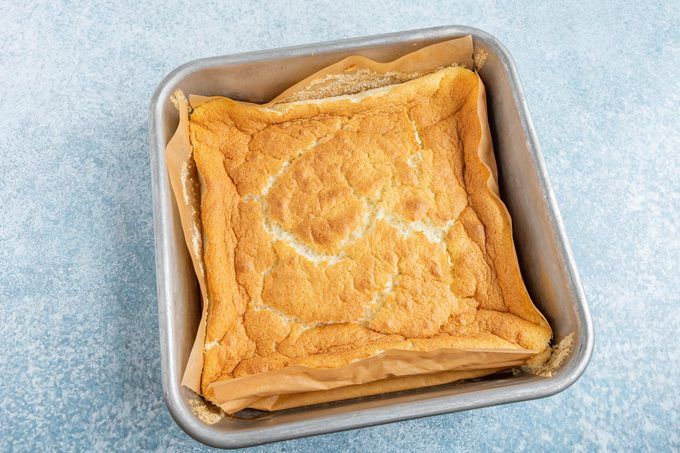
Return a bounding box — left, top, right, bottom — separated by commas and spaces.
190, 66, 551, 395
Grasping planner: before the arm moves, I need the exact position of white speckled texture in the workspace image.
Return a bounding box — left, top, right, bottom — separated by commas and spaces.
1, 1, 678, 451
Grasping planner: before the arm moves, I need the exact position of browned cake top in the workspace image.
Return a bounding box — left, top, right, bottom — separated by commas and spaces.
190, 66, 551, 394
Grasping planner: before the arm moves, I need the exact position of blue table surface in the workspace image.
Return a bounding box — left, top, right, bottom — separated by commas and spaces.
1, 1, 678, 451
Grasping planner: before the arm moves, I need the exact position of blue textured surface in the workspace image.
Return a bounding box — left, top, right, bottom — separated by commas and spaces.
1, 1, 678, 451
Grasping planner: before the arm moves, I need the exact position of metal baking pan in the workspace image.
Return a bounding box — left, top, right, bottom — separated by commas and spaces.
149, 25, 594, 448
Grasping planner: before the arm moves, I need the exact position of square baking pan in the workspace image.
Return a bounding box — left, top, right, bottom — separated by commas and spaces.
149, 25, 594, 448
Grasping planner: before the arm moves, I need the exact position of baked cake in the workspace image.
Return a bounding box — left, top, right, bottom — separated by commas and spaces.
189, 66, 552, 402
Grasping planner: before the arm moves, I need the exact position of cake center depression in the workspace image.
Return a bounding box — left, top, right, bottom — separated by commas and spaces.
216, 89, 471, 330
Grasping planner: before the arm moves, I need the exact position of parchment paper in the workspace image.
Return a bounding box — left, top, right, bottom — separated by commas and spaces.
167, 36, 548, 414
248, 367, 505, 412
210, 349, 531, 413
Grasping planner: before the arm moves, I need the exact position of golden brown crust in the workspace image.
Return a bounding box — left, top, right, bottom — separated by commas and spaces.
190, 67, 551, 394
